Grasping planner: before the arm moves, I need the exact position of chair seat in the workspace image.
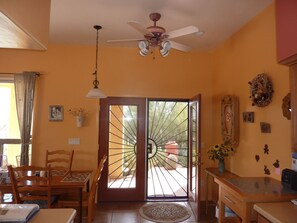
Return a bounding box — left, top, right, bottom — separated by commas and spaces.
24, 195, 57, 209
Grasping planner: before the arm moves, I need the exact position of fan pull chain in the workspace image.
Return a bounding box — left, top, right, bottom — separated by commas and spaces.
152, 48, 156, 60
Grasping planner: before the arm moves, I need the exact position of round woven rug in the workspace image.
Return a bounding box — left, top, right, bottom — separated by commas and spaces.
139, 202, 192, 223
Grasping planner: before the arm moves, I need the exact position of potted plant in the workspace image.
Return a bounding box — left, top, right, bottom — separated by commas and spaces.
207, 142, 235, 172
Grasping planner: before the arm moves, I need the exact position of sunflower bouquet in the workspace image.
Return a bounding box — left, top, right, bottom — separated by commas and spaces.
207, 143, 235, 161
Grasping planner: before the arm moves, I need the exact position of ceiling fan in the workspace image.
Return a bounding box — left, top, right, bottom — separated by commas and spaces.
107, 12, 199, 57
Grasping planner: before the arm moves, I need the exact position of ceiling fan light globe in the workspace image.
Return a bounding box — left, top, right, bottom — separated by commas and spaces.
160, 49, 169, 57
159, 48, 165, 55
161, 41, 171, 51
138, 40, 148, 50
139, 49, 148, 56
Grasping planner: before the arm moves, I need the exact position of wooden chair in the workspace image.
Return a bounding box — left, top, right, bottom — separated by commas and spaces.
57, 154, 107, 223
8, 165, 56, 208
45, 149, 74, 176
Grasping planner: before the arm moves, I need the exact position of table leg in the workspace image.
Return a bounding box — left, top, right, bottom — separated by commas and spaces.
79, 187, 82, 223
242, 203, 253, 223
218, 199, 225, 223
205, 172, 209, 214
86, 180, 90, 192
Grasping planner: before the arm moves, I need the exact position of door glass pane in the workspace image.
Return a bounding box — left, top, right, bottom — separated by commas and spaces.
108, 105, 137, 188
147, 100, 188, 198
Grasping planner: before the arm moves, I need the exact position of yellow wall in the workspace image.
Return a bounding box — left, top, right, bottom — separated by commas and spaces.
0, 2, 292, 198
0, 45, 215, 176
212, 4, 290, 180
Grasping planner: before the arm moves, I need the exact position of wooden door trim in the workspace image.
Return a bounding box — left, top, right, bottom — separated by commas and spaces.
98, 97, 146, 201
188, 94, 201, 221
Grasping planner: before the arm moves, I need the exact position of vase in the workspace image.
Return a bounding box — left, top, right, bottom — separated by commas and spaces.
76, 115, 84, 127
218, 159, 225, 173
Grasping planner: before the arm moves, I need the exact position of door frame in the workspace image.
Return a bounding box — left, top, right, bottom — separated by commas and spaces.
98, 96, 201, 206
146, 98, 190, 199
188, 94, 201, 221
98, 97, 146, 201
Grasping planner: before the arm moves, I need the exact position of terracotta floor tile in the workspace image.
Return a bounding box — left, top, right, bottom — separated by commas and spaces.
78, 201, 216, 223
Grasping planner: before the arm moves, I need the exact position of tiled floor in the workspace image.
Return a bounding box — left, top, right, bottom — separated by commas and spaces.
86, 201, 217, 223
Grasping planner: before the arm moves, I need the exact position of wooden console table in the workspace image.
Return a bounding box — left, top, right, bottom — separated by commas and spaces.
205, 167, 238, 214
215, 177, 297, 223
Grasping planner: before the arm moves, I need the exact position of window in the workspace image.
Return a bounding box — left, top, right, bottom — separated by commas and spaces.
0, 76, 32, 167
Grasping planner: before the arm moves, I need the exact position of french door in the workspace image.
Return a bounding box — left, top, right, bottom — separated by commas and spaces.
98, 97, 146, 201
98, 96, 201, 211
146, 99, 189, 199
188, 95, 201, 221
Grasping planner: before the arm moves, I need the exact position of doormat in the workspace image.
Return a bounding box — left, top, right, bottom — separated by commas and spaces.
139, 202, 192, 223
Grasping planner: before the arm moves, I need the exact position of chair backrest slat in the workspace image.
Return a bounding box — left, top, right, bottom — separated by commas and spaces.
8, 165, 53, 208
45, 150, 74, 174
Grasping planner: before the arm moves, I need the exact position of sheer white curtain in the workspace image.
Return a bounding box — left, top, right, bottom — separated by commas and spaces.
14, 72, 37, 165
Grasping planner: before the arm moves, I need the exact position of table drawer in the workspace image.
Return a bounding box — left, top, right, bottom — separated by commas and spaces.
221, 187, 243, 217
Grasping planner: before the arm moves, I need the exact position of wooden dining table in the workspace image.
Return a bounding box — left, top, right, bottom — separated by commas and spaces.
0, 170, 92, 223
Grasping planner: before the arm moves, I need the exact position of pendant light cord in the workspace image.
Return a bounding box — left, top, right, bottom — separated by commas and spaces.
86, 24, 106, 98
93, 25, 102, 88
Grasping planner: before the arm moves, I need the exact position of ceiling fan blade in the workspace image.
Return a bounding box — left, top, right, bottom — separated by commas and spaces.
107, 38, 143, 44
128, 21, 153, 35
169, 40, 192, 52
167, 25, 199, 39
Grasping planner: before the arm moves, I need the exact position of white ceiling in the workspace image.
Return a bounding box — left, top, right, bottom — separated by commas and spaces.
49, 0, 273, 51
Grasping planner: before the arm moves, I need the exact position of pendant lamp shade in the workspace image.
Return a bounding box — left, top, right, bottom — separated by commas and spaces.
86, 25, 106, 98
86, 87, 106, 98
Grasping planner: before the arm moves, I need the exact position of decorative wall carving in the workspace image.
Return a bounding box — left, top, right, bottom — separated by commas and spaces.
221, 95, 239, 147
282, 93, 291, 120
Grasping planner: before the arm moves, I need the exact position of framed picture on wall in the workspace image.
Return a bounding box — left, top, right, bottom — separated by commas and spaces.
260, 122, 271, 133
49, 105, 63, 121
243, 112, 254, 123
221, 95, 239, 147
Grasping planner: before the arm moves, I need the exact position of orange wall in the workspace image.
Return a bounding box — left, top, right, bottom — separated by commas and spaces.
212, 4, 291, 180
0, 1, 292, 197
0, 45, 215, 175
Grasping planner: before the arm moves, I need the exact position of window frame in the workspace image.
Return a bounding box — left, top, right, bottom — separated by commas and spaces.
0, 75, 32, 166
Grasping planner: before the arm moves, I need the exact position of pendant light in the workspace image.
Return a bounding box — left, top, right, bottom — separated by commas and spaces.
86, 25, 106, 98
